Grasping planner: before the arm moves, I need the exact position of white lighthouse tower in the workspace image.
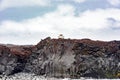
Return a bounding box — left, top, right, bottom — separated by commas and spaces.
58, 34, 64, 39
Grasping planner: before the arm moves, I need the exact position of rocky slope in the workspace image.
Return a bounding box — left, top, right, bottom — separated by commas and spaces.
0, 37, 120, 79
0, 44, 32, 76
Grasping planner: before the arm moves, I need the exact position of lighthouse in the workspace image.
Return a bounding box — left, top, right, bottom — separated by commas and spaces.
58, 34, 64, 39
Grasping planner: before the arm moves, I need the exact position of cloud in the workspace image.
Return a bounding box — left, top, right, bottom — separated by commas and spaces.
73, 0, 86, 3
0, 0, 88, 11
0, 4, 120, 44
107, 0, 120, 6
0, 0, 50, 11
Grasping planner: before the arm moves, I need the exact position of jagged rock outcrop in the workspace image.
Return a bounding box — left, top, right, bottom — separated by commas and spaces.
24, 37, 75, 78
0, 45, 32, 76
24, 37, 120, 78
0, 37, 120, 79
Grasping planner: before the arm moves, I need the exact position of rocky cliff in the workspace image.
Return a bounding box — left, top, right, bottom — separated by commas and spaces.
0, 37, 120, 79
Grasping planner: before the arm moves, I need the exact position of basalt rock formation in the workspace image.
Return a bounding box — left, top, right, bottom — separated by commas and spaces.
0, 37, 120, 79
0, 45, 32, 76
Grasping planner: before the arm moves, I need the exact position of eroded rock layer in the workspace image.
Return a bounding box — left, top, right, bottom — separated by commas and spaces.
0, 37, 120, 79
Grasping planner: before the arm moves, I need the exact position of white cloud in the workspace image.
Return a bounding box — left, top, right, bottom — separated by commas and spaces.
0, 0, 87, 11
0, 0, 50, 10
73, 0, 86, 3
107, 0, 120, 6
0, 4, 120, 44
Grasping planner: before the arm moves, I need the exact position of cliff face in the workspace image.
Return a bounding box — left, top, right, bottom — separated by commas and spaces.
0, 45, 32, 75
0, 37, 120, 78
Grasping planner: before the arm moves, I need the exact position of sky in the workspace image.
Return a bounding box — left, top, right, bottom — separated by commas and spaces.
0, 0, 120, 45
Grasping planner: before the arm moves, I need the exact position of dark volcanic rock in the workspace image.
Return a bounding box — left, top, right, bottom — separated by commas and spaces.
24, 37, 75, 78
0, 45, 17, 75
0, 38, 120, 79
0, 45, 32, 75
24, 38, 120, 78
